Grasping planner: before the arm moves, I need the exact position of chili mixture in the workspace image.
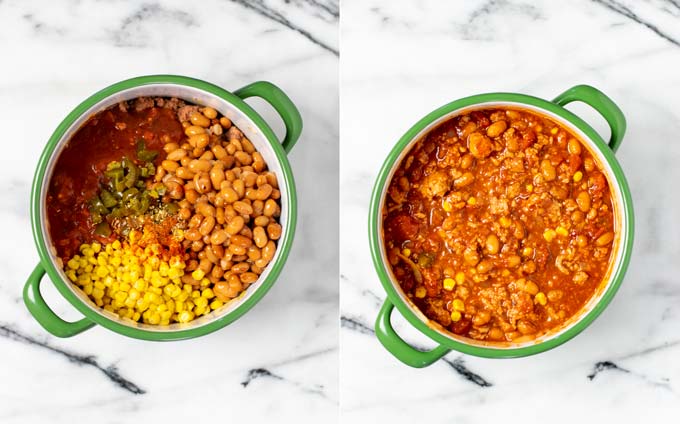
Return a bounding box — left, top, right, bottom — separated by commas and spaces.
47, 97, 282, 325
383, 108, 616, 342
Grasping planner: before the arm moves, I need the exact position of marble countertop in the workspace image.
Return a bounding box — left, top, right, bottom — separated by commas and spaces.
341, 0, 680, 422
0, 0, 338, 422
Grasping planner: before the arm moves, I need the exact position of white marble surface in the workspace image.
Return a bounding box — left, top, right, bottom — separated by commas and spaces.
341, 0, 680, 422
0, 0, 338, 422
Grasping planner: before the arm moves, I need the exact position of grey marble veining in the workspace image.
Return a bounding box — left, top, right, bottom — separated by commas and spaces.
341, 0, 680, 422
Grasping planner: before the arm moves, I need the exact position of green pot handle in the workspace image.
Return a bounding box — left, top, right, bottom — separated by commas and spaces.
23, 263, 95, 338
552, 84, 626, 153
375, 299, 450, 368
234, 81, 303, 154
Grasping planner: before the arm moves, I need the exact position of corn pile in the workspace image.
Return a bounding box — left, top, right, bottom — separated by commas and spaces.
65, 234, 224, 325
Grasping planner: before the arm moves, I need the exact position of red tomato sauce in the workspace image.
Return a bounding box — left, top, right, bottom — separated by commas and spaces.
46, 106, 184, 259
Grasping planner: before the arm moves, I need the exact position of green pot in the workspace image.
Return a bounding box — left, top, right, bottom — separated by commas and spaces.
24, 75, 302, 340
369, 85, 634, 366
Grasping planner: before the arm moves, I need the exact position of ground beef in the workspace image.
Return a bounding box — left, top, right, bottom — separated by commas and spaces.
133, 97, 155, 111
177, 105, 200, 122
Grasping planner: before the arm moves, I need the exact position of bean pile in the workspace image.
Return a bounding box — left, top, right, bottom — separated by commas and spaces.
155, 107, 282, 303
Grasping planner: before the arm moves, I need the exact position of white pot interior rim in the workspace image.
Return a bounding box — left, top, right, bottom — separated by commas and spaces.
377, 101, 629, 350
39, 83, 291, 333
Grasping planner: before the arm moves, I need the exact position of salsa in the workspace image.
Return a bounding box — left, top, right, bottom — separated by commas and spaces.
383, 108, 616, 342
47, 104, 184, 259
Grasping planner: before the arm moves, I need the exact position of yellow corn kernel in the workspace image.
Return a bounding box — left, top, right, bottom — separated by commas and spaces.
443, 278, 455, 291
210, 299, 224, 310
450, 310, 462, 322
455, 272, 465, 285
414, 287, 427, 298
402, 248, 411, 257
66, 270, 77, 282
136, 299, 150, 312
168, 267, 182, 280
192, 269, 205, 281
202, 288, 215, 299
467, 197, 476, 206
129, 230, 141, 245
543, 229, 557, 242
67, 258, 80, 270
194, 306, 206, 316
194, 297, 208, 308
499, 216, 511, 228
452, 299, 465, 312
170, 256, 184, 268
535, 292, 547, 306
555, 226, 568, 237
175, 300, 185, 313
526, 184, 534, 193
178, 311, 194, 323
128, 289, 140, 301
442, 200, 453, 212
573, 171, 583, 182
550, 127, 558, 135
159, 262, 169, 277
92, 288, 104, 300
522, 247, 533, 257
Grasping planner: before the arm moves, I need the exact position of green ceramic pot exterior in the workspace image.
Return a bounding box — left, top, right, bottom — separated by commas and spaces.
370, 85, 634, 366
24, 75, 302, 340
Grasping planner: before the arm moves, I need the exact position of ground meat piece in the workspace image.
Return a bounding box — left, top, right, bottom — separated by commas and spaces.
478, 286, 508, 316
420, 171, 450, 199
566, 153, 582, 174
506, 291, 534, 326
133, 97, 155, 111
155, 97, 184, 111
227, 126, 243, 141
588, 172, 607, 199
117, 101, 128, 113
177, 105, 200, 122
425, 298, 451, 326
519, 129, 536, 149
489, 196, 509, 215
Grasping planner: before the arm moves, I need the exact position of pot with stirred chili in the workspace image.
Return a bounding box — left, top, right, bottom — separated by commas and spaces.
382, 108, 616, 343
